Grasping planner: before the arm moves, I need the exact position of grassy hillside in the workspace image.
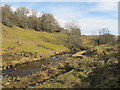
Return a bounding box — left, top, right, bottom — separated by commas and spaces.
2, 25, 98, 69
2, 25, 69, 69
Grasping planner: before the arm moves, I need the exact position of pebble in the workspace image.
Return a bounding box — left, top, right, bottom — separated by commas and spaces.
4, 82, 10, 86
35, 83, 38, 86
42, 65, 45, 67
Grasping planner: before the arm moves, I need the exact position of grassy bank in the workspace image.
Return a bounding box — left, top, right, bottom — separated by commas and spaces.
2, 44, 119, 88
2, 25, 69, 69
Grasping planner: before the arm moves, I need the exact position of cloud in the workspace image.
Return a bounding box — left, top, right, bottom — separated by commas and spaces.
50, 6, 84, 20
48, 2, 118, 35
55, 16, 118, 35
89, 2, 118, 12
78, 18, 118, 35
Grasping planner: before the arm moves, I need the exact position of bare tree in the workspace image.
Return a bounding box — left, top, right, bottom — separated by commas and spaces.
95, 28, 115, 45
65, 21, 82, 51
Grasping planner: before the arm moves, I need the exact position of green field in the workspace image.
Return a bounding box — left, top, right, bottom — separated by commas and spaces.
2, 25, 69, 69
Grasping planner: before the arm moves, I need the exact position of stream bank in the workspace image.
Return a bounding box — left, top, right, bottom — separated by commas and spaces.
2, 53, 72, 78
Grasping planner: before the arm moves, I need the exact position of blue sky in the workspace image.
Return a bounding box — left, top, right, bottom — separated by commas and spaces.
2, 2, 118, 35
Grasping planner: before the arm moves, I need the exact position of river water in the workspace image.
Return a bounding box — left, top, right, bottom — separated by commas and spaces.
2, 54, 71, 78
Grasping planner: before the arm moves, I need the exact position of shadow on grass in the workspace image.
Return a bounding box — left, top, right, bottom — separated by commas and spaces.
85, 63, 120, 88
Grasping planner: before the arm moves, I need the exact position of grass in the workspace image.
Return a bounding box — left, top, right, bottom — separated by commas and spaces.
2, 25, 68, 53
2, 25, 119, 88
39, 70, 81, 88
81, 35, 95, 48
2, 25, 69, 68
2, 44, 119, 88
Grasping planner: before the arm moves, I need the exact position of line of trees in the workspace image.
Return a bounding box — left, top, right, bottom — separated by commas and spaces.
2, 5, 62, 32
1, 4, 117, 51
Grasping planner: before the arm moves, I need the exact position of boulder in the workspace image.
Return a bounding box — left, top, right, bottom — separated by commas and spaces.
72, 51, 86, 58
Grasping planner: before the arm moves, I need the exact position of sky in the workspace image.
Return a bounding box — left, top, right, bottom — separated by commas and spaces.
1, 1, 118, 35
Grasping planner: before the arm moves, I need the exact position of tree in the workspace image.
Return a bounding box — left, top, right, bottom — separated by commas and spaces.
95, 28, 115, 45
15, 7, 29, 28
28, 16, 41, 31
15, 7, 29, 17
2, 5, 62, 33
65, 22, 82, 51
40, 13, 61, 32
28, 9, 41, 31
2, 5, 13, 27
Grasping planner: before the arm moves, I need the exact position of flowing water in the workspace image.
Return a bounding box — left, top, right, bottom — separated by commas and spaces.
2, 54, 71, 78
